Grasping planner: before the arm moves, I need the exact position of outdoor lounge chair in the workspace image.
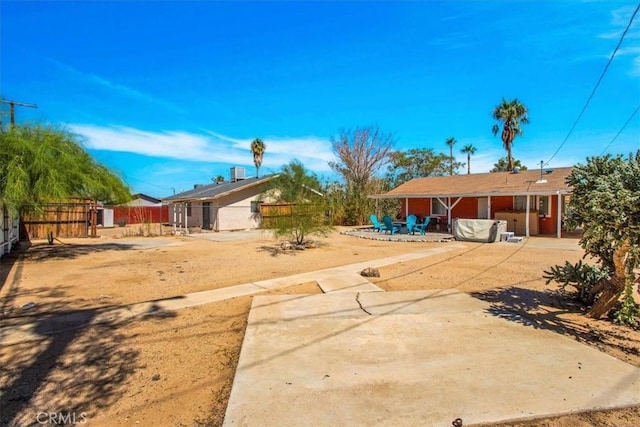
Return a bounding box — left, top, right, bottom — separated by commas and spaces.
407, 215, 430, 235
382, 215, 401, 235
370, 214, 384, 232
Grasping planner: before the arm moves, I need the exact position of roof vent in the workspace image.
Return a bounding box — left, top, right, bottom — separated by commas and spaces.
230, 166, 246, 183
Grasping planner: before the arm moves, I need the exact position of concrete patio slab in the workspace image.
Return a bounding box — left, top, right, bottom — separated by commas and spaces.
315, 271, 383, 293
223, 290, 640, 426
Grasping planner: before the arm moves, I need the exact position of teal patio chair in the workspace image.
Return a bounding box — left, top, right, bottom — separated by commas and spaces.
406, 214, 418, 234
412, 217, 430, 235
370, 214, 383, 232
382, 215, 401, 235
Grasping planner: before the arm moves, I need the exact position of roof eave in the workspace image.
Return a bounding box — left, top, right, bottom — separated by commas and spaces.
370, 189, 572, 199
163, 176, 275, 203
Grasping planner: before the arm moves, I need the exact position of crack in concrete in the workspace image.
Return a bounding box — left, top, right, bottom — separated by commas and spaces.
355, 293, 373, 316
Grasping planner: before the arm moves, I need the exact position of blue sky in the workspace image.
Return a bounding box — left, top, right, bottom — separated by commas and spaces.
1, 1, 639, 198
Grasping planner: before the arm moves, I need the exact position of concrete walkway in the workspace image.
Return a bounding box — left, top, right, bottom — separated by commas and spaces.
0, 245, 464, 345
223, 290, 640, 426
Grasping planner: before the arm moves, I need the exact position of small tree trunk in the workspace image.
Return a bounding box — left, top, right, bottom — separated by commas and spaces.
587, 241, 630, 319
587, 275, 626, 319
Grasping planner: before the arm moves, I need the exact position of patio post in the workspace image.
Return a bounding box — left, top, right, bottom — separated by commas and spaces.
525, 195, 531, 237
447, 197, 451, 233
173, 204, 177, 234
184, 203, 188, 233
487, 196, 492, 219
556, 192, 562, 238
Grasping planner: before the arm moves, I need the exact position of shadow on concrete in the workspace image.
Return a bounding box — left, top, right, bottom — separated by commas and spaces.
470, 286, 640, 363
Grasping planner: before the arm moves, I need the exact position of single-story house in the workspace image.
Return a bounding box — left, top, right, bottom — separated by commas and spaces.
113, 193, 169, 225
1, 201, 20, 257
371, 167, 573, 238
163, 172, 276, 232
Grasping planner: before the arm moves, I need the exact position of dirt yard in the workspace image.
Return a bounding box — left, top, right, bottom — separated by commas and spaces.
1, 228, 638, 426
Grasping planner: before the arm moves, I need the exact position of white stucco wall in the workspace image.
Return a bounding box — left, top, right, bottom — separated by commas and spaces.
168, 182, 266, 232
1, 202, 20, 257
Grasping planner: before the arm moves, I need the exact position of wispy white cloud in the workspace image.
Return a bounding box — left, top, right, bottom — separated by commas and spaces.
48, 58, 184, 113
69, 124, 336, 173
596, 5, 640, 76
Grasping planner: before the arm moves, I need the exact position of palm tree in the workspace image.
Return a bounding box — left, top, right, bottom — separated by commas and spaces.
490, 157, 528, 172
445, 137, 456, 175
250, 138, 266, 178
491, 98, 529, 171
460, 144, 477, 174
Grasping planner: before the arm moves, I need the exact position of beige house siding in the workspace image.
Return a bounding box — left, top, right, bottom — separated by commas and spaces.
167, 178, 272, 232
177, 190, 261, 231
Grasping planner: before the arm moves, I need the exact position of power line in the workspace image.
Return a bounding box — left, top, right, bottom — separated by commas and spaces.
0, 99, 38, 126
544, 3, 640, 166
599, 104, 640, 155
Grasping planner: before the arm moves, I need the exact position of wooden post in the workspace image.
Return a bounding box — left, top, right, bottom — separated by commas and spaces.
90, 201, 98, 238
525, 195, 530, 238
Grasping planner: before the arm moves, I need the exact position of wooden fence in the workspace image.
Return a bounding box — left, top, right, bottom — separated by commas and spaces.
21, 202, 93, 240
259, 203, 324, 228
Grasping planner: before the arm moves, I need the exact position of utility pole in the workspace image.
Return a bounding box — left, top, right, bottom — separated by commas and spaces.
0, 99, 38, 126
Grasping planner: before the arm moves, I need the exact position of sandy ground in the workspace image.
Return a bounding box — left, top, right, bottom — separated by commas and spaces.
1, 228, 639, 426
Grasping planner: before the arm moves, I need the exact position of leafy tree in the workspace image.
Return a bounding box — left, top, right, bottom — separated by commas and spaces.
386, 148, 454, 187
0, 123, 130, 215
329, 124, 395, 225
262, 160, 332, 245
445, 137, 456, 175
491, 98, 529, 171
545, 151, 640, 325
490, 157, 528, 172
460, 144, 477, 175
250, 138, 266, 178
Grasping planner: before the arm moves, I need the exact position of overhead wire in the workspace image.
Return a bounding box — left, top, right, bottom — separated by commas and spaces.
544, 3, 640, 166
599, 104, 640, 155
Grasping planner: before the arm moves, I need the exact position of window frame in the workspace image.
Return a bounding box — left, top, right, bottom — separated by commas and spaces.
538, 195, 551, 217
513, 195, 536, 211
430, 198, 447, 216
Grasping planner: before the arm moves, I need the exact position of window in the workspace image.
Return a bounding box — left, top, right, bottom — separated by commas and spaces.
431, 198, 447, 216
251, 201, 261, 213
538, 196, 551, 217
514, 196, 535, 211
186, 203, 192, 216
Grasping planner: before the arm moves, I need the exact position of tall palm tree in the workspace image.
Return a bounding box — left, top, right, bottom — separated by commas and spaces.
491, 98, 529, 172
250, 138, 266, 178
460, 144, 477, 174
445, 137, 456, 175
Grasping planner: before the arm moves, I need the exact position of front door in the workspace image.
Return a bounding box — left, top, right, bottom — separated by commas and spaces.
202, 202, 211, 230
477, 197, 489, 219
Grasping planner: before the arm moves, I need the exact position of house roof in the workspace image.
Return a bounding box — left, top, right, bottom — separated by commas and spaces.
131, 193, 162, 204
372, 167, 573, 199
162, 175, 276, 203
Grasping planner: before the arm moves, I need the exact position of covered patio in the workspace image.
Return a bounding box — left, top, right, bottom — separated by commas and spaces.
371, 167, 573, 238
